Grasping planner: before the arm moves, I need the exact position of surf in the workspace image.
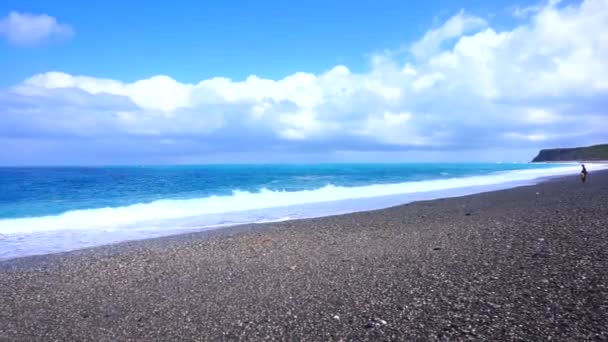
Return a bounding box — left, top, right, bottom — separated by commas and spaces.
1, 163, 604, 236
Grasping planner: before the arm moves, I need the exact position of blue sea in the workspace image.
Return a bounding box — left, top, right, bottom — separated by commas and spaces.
0, 163, 603, 260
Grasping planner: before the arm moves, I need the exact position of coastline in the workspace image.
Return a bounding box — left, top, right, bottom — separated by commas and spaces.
532, 160, 608, 164
1, 171, 608, 340
3, 162, 605, 261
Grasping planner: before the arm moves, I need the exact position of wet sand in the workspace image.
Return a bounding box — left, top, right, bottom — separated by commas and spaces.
1, 171, 607, 341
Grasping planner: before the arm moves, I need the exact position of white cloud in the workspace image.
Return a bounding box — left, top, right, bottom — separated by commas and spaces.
0, 11, 73, 46
513, 5, 542, 18
522, 108, 562, 124
414, 0, 608, 101
410, 10, 487, 59
3, 0, 608, 162
412, 72, 444, 91
357, 112, 419, 145
504, 132, 549, 142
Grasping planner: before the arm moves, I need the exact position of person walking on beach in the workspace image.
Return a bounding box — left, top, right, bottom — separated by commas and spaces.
580, 164, 588, 183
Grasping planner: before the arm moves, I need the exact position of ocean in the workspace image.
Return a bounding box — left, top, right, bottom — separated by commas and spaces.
0, 163, 604, 260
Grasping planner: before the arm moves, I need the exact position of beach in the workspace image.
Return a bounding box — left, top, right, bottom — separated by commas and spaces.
1, 171, 607, 341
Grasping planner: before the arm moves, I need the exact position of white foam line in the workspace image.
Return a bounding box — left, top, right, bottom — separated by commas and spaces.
0, 164, 606, 235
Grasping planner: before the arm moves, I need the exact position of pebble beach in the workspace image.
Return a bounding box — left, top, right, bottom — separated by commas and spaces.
1, 171, 607, 341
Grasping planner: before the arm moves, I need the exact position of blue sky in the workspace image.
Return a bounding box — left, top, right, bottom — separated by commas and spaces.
1, 0, 607, 165
0, 0, 526, 85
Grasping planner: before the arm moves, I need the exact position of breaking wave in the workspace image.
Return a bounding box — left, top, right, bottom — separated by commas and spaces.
0, 163, 605, 235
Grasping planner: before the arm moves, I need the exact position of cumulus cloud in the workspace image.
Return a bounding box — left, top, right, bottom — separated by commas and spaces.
410, 10, 487, 60
0, 11, 73, 46
2, 0, 608, 164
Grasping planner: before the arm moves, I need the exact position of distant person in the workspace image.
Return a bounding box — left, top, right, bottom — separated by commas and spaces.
580, 164, 588, 183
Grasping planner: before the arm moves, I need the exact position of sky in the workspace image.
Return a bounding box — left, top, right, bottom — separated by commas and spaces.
0, 0, 607, 165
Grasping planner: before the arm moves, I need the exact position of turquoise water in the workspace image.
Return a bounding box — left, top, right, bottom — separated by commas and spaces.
0, 163, 600, 260
0, 163, 567, 219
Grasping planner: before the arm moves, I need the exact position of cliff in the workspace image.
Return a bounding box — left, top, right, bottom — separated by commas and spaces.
532, 144, 608, 162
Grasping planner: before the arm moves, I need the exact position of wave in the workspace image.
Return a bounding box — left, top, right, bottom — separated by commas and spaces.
0, 163, 605, 235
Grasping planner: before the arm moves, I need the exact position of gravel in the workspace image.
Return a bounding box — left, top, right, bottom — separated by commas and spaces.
1, 171, 607, 341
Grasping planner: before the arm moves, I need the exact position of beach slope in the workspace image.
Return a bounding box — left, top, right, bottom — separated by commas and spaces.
1, 171, 607, 341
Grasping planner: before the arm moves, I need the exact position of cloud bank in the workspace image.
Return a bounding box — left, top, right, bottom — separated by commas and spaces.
0, 11, 73, 46
1, 0, 608, 164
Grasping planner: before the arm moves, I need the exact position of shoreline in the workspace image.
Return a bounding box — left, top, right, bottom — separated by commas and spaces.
3, 163, 606, 261
0, 179, 542, 263
0, 173, 575, 264
1, 171, 608, 340
0, 170, 600, 266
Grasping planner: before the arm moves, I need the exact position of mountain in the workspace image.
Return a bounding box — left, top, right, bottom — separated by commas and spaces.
532, 144, 608, 162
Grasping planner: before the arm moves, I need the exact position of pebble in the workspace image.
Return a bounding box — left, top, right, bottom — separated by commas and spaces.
1, 170, 607, 341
